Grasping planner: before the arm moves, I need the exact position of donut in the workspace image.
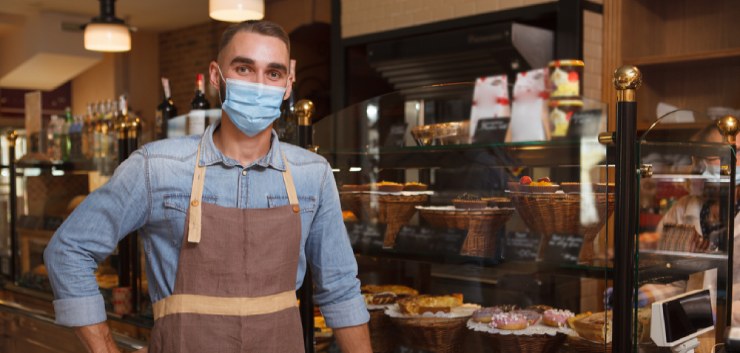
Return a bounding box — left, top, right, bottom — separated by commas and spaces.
472, 307, 504, 323
490, 312, 528, 330
543, 309, 575, 328
526, 304, 553, 313
513, 309, 542, 326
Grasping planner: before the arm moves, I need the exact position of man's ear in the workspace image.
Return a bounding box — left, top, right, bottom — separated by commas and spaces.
284, 59, 296, 100
208, 61, 221, 89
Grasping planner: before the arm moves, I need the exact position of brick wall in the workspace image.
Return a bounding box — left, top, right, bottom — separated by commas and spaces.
341, 0, 555, 38
159, 21, 229, 114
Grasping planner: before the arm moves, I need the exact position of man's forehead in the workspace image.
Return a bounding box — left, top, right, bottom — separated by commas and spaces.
220, 31, 289, 64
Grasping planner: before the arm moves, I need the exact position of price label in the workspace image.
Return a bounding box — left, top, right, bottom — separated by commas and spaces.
504, 231, 540, 261
542, 234, 584, 264
473, 117, 510, 143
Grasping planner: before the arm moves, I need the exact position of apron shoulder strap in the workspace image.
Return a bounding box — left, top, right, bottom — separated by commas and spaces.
188, 144, 206, 243
281, 153, 300, 214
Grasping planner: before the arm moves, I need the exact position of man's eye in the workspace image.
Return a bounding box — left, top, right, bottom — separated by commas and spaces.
268, 71, 282, 79
236, 66, 250, 73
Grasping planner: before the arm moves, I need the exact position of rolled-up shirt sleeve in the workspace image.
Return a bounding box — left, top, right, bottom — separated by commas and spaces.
305, 163, 369, 328
44, 149, 151, 327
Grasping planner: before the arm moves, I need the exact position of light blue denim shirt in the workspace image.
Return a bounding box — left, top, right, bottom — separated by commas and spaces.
44, 120, 368, 329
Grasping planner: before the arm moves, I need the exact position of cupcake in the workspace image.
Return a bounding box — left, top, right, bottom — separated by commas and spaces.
452, 193, 487, 209
403, 182, 428, 191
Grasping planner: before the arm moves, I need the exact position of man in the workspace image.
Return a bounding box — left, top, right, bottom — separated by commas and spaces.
44, 20, 371, 353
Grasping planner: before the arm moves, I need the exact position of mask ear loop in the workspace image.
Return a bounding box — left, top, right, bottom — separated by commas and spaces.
216, 65, 226, 103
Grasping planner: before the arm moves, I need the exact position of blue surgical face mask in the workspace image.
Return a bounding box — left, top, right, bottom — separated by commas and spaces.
218, 66, 287, 137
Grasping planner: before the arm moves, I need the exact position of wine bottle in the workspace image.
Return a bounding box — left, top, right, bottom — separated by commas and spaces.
189, 73, 210, 135
155, 77, 177, 140
191, 74, 211, 110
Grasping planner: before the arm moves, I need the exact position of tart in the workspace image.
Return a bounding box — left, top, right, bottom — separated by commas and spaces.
452, 193, 487, 209
403, 182, 428, 191
572, 311, 612, 343
361, 284, 418, 305
340, 184, 362, 192
397, 294, 464, 315
376, 181, 404, 192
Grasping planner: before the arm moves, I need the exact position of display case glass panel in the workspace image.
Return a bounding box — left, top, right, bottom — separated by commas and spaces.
315, 83, 614, 352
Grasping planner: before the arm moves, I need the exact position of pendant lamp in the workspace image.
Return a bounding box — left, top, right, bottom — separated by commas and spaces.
84, 0, 131, 52
210, 0, 265, 22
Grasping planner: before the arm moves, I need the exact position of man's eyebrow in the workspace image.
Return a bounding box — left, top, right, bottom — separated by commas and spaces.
267, 62, 288, 73
230, 56, 255, 65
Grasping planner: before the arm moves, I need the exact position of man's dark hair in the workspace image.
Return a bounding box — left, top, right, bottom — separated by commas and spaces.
218, 20, 291, 58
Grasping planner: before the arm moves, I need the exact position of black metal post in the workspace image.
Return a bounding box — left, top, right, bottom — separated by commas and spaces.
612, 66, 641, 353
7, 131, 17, 283
296, 99, 316, 353
716, 115, 739, 338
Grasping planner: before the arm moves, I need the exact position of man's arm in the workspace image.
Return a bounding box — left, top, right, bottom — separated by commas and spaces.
74, 322, 121, 353
305, 162, 370, 348
44, 150, 151, 350
334, 324, 372, 353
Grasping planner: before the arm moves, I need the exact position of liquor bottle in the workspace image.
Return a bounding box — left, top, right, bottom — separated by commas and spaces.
155, 77, 177, 140
189, 74, 210, 135
48, 115, 62, 160
61, 107, 73, 161
83, 104, 95, 159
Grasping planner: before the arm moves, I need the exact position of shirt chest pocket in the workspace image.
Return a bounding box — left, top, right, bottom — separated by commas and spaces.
266, 195, 316, 214
162, 194, 219, 243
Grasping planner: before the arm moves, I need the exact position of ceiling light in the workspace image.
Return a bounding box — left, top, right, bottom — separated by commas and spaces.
210, 0, 265, 22
84, 0, 131, 52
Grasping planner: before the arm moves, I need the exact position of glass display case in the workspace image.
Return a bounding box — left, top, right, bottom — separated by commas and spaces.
313, 75, 735, 352
633, 110, 736, 353
314, 82, 616, 352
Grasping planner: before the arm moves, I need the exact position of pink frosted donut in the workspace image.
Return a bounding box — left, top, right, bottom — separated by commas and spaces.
513, 309, 542, 326
472, 307, 503, 323
490, 312, 528, 330
542, 309, 574, 328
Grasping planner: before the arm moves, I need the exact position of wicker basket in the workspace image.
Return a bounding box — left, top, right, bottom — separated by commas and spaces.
378, 194, 429, 248
391, 316, 470, 353
460, 209, 514, 257
565, 335, 611, 353
418, 207, 514, 257
478, 331, 567, 353
509, 193, 615, 262
369, 309, 396, 353
339, 193, 362, 220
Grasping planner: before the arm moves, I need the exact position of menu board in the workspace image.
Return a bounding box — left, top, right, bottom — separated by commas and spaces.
504, 231, 540, 261
542, 234, 584, 264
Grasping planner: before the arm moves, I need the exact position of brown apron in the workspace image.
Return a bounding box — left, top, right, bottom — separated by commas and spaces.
149, 143, 305, 353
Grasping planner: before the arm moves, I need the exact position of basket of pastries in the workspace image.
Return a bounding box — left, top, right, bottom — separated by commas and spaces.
314, 309, 334, 352
507, 176, 615, 262
384, 293, 480, 353
417, 193, 514, 257
467, 304, 577, 353
376, 182, 430, 248
362, 284, 419, 352
565, 311, 612, 353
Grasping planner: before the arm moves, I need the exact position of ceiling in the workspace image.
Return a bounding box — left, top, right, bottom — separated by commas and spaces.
0, 0, 215, 33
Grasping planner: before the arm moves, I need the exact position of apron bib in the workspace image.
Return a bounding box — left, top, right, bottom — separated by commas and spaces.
149, 143, 305, 353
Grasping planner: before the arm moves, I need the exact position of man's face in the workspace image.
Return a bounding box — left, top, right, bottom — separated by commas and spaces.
209, 31, 292, 100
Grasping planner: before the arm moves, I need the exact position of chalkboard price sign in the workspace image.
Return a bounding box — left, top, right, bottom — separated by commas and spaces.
504, 231, 540, 261
542, 234, 584, 264
473, 117, 510, 144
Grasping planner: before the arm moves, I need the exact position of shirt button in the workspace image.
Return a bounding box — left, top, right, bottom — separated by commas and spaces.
242, 170, 247, 176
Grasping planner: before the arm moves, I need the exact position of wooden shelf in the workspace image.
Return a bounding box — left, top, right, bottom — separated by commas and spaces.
625, 48, 740, 67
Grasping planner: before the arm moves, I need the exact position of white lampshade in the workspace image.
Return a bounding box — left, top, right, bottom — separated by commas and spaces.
210, 0, 264, 22
84, 23, 131, 52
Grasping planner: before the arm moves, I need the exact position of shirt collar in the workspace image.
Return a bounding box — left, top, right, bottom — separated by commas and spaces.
198, 119, 286, 171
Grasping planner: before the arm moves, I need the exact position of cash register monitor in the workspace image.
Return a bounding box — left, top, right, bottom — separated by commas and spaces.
651, 289, 714, 352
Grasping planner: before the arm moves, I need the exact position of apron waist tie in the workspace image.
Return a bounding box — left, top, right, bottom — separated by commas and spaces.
153, 291, 297, 320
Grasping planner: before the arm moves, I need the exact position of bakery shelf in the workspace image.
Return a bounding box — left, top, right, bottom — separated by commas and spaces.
325, 140, 613, 170
624, 48, 740, 68
636, 250, 728, 285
